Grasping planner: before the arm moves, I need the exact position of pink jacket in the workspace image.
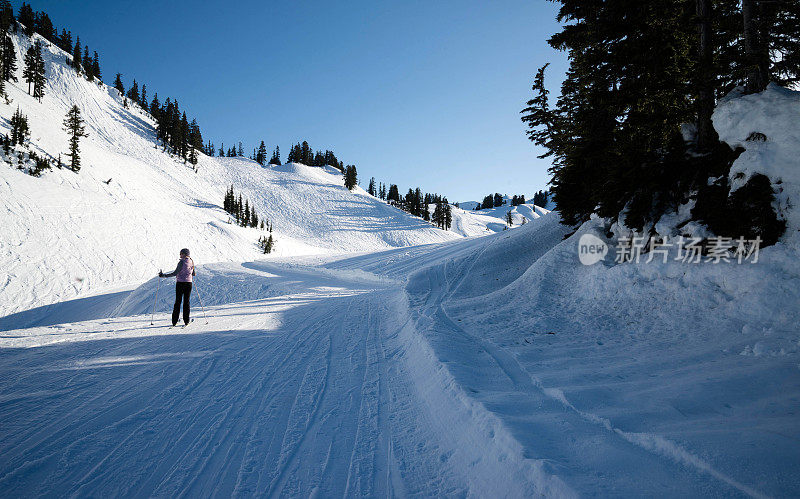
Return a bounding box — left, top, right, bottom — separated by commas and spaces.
164, 257, 195, 282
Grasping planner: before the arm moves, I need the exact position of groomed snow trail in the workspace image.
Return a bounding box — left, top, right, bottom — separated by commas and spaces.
0, 262, 565, 497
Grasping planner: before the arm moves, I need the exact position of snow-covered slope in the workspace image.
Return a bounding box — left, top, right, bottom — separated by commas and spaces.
0, 31, 460, 317
446, 202, 551, 236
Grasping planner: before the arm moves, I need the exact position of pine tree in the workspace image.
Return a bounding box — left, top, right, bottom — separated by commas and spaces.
127, 78, 139, 104
0, 1, 14, 34
91, 51, 101, 81
269, 145, 281, 165
344, 165, 358, 190
114, 73, 124, 95
72, 36, 82, 72
0, 31, 17, 82
32, 41, 45, 101
250, 205, 258, 228
387, 184, 400, 203
82, 45, 92, 79
22, 43, 36, 94
263, 234, 274, 254
17, 3, 33, 36
140, 84, 146, 106
505, 210, 513, 227
522, 0, 697, 228
63, 105, 87, 172
367, 177, 376, 196
10, 107, 29, 145
256, 140, 267, 165
493, 193, 503, 208
33, 11, 54, 42
58, 29, 71, 53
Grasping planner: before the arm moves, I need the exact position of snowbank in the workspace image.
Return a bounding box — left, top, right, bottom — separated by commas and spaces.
713, 83, 800, 236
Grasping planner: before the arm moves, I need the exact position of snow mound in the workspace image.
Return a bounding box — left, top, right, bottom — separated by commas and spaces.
713, 83, 800, 236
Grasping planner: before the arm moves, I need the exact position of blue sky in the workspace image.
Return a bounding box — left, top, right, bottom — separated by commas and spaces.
27, 0, 567, 201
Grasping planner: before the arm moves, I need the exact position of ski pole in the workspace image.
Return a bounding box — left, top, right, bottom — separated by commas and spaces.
150, 273, 162, 325
192, 279, 209, 324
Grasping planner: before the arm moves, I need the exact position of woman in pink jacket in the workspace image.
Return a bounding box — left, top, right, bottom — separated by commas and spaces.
159, 248, 196, 326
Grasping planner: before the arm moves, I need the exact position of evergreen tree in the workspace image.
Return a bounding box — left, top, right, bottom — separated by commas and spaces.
33, 11, 54, 42
58, 28, 71, 53
505, 210, 513, 227
522, 0, 699, 228
63, 105, 87, 172
149, 92, 160, 119
224, 185, 232, 213
269, 145, 281, 165
1, 31, 17, 82
387, 184, 400, 203
127, 78, 139, 104
263, 234, 274, 254
10, 107, 29, 145
179, 111, 189, 159
140, 83, 147, 105
22, 42, 37, 94
343, 165, 358, 190
82, 45, 92, 79
31, 41, 45, 101
71, 36, 81, 72
367, 177, 376, 196
91, 51, 100, 81
113, 73, 123, 95
256, 140, 267, 165
0, 1, 14, 34
17, 3, 33, 36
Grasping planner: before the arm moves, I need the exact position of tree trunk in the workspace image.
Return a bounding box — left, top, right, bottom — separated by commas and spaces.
742, 0, 768, 93
696, 0, 716, 150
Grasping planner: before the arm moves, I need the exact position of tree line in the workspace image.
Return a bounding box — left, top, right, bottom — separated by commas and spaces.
223, 185, 276, 254
475, 193, 529, 210
365, 176, 453, 230
522, 0, 798, 245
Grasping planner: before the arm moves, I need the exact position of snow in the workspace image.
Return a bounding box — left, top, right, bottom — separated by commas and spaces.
0, 31, 461, 318
446, 202, 551, 236
713, 83, 800, 237
1, 28, 799, 498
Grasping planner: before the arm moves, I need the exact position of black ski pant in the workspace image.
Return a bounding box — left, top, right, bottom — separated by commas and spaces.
173, 282, 192, 326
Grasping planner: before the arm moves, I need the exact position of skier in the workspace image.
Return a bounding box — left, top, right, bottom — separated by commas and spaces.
159, 248, 196, 326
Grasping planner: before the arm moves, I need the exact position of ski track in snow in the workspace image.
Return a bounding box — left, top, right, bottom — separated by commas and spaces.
0, 260, 564, 497
2, 220, 796, 496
